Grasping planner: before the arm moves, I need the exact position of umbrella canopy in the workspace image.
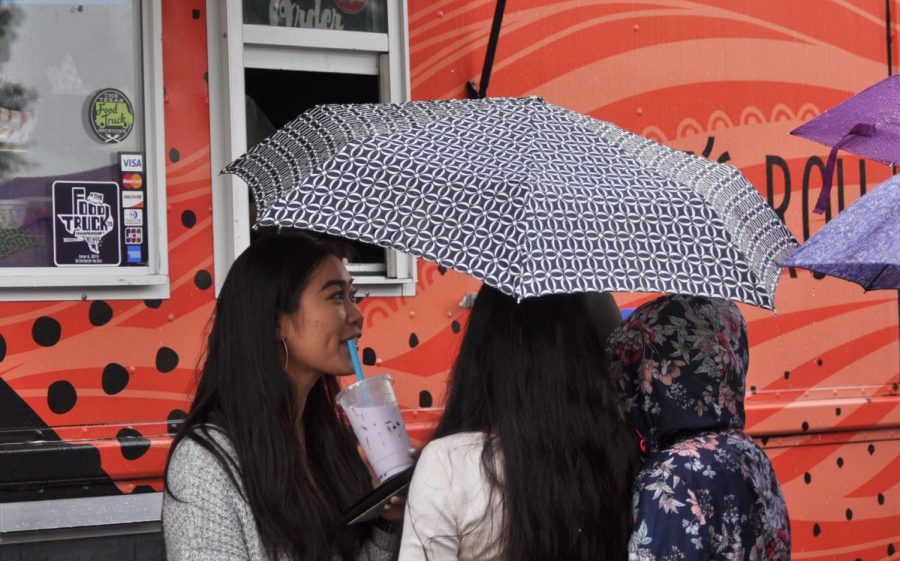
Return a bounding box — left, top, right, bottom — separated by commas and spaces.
781, 175, 900, 290
224, 97, 797, 309
791, 75, 900, 167
790, 75, 900, 214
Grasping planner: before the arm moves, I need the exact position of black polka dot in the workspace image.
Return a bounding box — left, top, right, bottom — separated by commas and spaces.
0, 333, 6, 363
816, 358, 823, 366
169, 148, 180, 163
202, 71, 208, 83
835, 407, 841, 416
32, 317, 61, 347
101, 363, 129, 395
783, 370, 790, 380
836, 457, 844, 468
802, 421, 809, 432
845, 508, 853, 520
878, 493, 885, 505
803, 472, 811, 484
47, 381, 77, 414
409, 333, 419, 348
888, 544, 895, 556
89, 300, 113, 326
133, 485, 155, 494
181, 210, 196, 228
451, 320, 461, 334
144, 299, 162, 309
868, 444, 876, 455
419, 390, 433, 408
437, 265, 447, 275
167, 409, 188, 434
750, 385, 757, 394
156, 347, 179, 373
117, 428, 150, 460
812, 523, 821, 537
362, 347, 377, 366
194, 270, 212, 290
759, 436, 769, 446
191, 8, 200, 18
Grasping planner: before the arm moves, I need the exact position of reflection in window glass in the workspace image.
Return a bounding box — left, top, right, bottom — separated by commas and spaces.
0, 1, 143, 267
243, 0, 387, 33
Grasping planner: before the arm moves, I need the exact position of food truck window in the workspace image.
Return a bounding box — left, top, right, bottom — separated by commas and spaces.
0, 1, 168, 301
244, 68, 394, 276
209, 0, 414, 296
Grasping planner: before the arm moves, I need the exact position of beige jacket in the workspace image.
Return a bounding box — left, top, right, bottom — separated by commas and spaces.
398, 432, 504, 561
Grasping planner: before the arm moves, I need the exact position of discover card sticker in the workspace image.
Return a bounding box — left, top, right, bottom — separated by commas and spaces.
122, 191, 144, 209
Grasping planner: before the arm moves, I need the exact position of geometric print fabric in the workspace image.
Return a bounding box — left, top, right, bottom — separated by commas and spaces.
224, 97, 798, 309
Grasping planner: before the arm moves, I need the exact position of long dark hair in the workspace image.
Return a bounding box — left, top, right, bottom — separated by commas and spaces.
164, 232, 374, 561
431, 285, 640, 561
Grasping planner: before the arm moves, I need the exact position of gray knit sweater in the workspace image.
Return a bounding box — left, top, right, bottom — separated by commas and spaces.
163, 427, 399, 561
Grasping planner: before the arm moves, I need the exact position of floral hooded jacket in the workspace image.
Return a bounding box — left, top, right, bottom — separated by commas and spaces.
607, 295, 791, 561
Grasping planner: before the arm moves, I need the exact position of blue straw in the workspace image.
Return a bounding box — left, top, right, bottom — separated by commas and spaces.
347, 339, 365, 382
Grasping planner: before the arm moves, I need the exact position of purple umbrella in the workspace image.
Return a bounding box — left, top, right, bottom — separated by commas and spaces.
780, 175, 900, 290
790, 75, 900, 214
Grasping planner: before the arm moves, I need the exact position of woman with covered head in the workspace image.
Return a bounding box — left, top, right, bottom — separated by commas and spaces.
607, 294, 790, 561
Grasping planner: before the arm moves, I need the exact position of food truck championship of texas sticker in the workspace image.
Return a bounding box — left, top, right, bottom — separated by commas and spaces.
52, 181, 121, 266
89, 88, 134, 143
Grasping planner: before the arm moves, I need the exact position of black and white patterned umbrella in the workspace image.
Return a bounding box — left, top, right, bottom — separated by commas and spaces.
223, 97, 797, 309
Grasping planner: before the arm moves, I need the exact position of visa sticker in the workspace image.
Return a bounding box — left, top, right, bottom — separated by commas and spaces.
119, 153, 144, 172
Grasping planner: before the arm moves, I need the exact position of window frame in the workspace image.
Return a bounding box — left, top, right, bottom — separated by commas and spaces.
0, 1, 169, 302
207, 0, 416, 298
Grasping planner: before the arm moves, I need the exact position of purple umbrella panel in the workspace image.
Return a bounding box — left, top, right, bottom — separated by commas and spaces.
790, 75, 900, 214
780, 174, 900, 290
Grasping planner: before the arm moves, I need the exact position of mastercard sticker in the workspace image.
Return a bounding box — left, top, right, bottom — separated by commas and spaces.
122, 173, 143, 190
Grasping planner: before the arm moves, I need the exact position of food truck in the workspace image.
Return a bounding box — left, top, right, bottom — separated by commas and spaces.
0, 1, 896, 558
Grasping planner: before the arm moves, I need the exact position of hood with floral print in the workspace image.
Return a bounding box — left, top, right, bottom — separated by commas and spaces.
606, 294, 749, 453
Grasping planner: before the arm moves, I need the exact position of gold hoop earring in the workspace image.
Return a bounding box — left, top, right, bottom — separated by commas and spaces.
280, 338, 289, 371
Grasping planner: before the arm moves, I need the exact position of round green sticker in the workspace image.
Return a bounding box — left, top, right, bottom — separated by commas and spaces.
89, 88, 134, 143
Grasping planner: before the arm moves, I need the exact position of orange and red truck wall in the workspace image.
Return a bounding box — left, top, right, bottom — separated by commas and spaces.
0, 1, 896, 558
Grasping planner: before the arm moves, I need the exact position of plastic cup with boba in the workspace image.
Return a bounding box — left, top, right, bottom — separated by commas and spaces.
337, 373, 414, 483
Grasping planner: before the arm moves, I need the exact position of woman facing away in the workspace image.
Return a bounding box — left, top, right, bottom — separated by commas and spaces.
163, 232, 401, 561
607, 294, 791, 561
398, 285, 641, 561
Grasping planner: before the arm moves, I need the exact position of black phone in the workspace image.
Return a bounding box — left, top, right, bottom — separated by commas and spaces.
341, 465, 415, 525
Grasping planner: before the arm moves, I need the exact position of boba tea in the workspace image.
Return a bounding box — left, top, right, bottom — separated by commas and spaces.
337, 374, 414, 482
